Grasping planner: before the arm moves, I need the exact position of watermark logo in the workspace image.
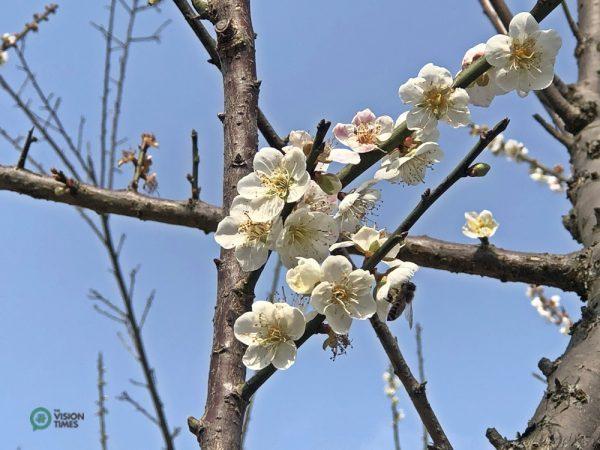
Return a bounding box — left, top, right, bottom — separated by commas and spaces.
29, 407, 85, 431
30, 407, 52, 431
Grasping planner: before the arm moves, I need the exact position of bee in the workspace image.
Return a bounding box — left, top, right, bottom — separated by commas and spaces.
386, 281, 416, 328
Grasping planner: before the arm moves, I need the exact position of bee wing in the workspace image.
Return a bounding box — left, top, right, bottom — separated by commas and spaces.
404, 301, 414, 329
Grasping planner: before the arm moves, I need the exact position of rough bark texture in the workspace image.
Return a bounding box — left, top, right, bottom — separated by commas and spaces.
398, 236, 586, 295
191, 1, 259, 449
495, 2, 600, 448
0, 165, 221, 231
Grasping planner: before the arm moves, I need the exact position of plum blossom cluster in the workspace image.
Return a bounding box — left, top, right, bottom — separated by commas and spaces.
215, 11, 562, 371
530, 168, 564, 192
472, 124, 567, 193
526, 286, 573, 335
383, 367, 405, 425
0, 33, 16, 66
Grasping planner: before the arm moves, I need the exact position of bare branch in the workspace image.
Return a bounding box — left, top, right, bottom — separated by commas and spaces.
187, 129, 200, 201
0, 4, 59, 52
117, 391, 159, 425
415, 324, 429, 450
16, 127, 37, 169
0, 165, 222, 232
96, 352, 109, 450
398, 236, 584, 294
170, 0, 286, 150
371, 317, 451, 450
561, 0, 582, 42
532, 113, 574, 147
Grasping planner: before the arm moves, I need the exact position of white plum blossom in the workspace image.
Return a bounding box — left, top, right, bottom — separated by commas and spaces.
296, 180, 337, 214
335, 179, 380, 233
379, 121, 440, 179
530, 168, 564, 192
276, 208, 339, 268
485, 12, 562, 97
333, 109, 394, 153
375, 260, 419, 321
460, 43, 507, 107
490, 137, 503, 155
288, 130, 360, 171
2, 33, 16, 46
399, 63, 471, 132
0, 51, 7, 66
310, 255, 376, 334
503, 139, 528, 160
234, 301, 306, 370
237, 146, 310, 218
462, 210, 499, 239
215, 197, 283, 272
331, 226, 401, 261
285, 257, 323, 295
526, 285, 573, 335
375, 112, 443, 185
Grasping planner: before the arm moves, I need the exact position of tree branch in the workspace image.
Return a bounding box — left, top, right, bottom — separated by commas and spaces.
371, 317, 451, 450
170, 0, 286, 150
0, 165, 221, 232
398, 236, 585, 295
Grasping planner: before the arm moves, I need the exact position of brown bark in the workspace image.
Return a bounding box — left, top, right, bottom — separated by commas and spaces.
398, 236, 586, 296
2, 164, 586, 295
189, 1, 260, 449
0, 165, 221, 232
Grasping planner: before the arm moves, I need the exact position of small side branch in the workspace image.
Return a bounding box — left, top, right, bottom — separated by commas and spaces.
16, 128, 37, 170
532, 113, 573, 148
561, 0, 582, 43
363, 118, 509, 271
415, 324, 429, 450
371, 317, 451, 450
170, 0, 286, 150
96, 352, 109, 450
0, 166, 222, 232
187, 129, 200, 200
0, 4, 58, 51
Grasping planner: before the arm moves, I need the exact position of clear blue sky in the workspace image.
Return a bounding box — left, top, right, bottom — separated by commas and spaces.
1, 1, 580, 449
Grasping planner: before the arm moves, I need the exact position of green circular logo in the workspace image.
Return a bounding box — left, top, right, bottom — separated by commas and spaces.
30, 407, 52, 431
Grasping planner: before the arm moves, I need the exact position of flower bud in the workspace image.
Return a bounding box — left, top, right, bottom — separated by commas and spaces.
467, 162, 490, 177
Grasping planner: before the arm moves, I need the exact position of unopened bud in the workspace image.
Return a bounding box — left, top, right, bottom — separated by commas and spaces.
467, 162, 490, 177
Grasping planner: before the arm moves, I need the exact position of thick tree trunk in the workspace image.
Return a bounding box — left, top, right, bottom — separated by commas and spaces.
189, 1, 259, 449
504, 2, 600, 448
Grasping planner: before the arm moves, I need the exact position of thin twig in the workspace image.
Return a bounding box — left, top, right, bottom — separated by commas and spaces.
108, 0, 140, 189
363, 118, 509, 271
99, 0, 117, 188
117, 391, 158, 425
187, 129, 200, 200
415, 324, 429, 450
479, 0, 507, 34
561, 0, 582, 43
374, 317, 451, 449
100, 217, 175, 450
96, 352, 109, 450
532, 113, 573, 148
170, 0, 286, 150
16, 127, 37, 169
0, 4, 58, 52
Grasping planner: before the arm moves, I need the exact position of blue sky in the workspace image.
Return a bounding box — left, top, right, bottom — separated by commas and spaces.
0, 1, 581, 449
